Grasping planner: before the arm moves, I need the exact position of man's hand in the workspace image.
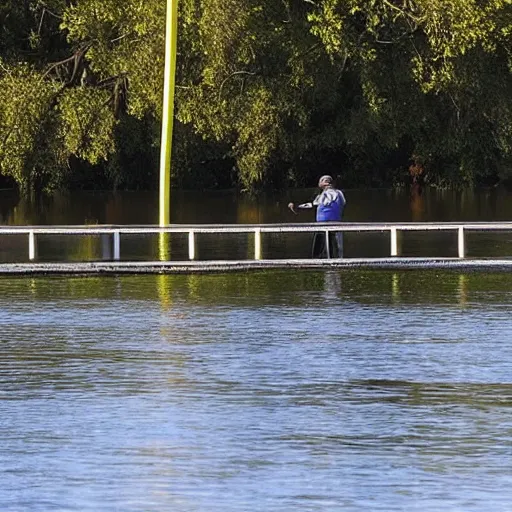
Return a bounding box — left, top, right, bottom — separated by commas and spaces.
288, 202, 298, 214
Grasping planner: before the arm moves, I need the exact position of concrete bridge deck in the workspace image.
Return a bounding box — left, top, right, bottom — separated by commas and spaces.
1, 258, 512, 275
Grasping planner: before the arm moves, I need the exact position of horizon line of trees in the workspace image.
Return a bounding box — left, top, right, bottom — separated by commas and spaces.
0, 0, 511, 195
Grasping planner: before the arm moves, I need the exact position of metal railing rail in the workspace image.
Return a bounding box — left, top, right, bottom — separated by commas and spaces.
1, 222, 512, 261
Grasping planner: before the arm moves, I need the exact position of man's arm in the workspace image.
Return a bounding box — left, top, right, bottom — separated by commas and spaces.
288, 202, 313, 214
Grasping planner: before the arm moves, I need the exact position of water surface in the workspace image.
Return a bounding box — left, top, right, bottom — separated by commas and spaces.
1, 270, 511, 511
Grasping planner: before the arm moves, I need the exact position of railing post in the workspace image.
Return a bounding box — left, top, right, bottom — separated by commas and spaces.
188, 231, 196, 260
254, 228, 262, 260
28, 230, 37, 261
391, 227, 398, 257
113, 231, 121, 260
458, 226, 465, 258
325, 230, 330, 259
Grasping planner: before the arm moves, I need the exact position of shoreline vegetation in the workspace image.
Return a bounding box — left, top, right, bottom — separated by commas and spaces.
0, 1, 511, 196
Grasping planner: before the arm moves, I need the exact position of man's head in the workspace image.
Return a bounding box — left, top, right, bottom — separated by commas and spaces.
318, 175, 333, 189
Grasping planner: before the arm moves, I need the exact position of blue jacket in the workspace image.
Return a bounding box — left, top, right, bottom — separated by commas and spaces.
313, 188, 346, 222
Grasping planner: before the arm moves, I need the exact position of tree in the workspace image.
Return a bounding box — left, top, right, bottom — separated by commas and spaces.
0, 0, 159, 193
1, 0, 511, 194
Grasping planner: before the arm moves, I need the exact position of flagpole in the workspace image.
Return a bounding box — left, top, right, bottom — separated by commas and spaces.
159, 0, 179, 226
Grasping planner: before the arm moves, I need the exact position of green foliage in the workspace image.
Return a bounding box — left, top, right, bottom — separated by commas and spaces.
58, 87, 116, 164
61, 0, 165, 117
0, 0, 511, 194
304, 0, 512, 186
0, 63, 62, 192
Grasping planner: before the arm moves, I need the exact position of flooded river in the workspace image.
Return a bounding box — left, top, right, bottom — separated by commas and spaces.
1, 270, 512, 511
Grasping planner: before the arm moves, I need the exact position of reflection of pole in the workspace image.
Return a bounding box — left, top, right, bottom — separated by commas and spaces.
159, 0, 179, 226
157, 274, 173, 310
391, 273, 399, 302
458, 273, 468, 307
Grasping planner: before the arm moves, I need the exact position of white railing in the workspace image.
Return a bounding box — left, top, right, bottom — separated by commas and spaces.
1, 222, 512, 261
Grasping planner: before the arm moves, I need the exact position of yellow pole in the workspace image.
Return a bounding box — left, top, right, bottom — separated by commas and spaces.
159, 0, 179, 226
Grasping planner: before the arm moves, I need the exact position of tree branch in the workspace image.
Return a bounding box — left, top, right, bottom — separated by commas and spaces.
218, 71, 256, 100
42, 44, 92, 86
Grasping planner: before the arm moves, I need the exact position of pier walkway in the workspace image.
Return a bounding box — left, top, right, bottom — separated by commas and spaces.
0, 222, 511, 274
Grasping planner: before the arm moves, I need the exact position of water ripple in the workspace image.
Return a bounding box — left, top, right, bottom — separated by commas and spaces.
1, 272, 512, 511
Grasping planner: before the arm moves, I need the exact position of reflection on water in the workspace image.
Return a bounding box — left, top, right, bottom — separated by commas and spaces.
1, 187, 512, 226
1, 271, 512, 511
410, 183, 425, 222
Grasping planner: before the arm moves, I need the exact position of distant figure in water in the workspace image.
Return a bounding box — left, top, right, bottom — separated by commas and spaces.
288, 175, 346, 258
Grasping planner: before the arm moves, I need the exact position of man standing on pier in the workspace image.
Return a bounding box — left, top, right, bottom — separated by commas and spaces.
288, 175, 346, 257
